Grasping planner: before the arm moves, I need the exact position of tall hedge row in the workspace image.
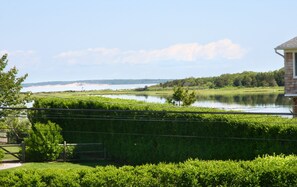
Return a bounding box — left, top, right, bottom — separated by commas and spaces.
1, 155, 297, 186
29, 96, 297, 164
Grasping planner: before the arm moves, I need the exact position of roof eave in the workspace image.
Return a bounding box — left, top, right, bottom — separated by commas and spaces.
275, 47, 297, 50
275, 47, 283, 50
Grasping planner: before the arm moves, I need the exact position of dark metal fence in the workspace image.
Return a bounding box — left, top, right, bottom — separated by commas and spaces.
1, 107, 297, 162
60, 142, 106, 161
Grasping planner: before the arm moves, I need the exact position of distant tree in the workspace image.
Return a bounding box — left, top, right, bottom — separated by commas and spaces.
274, 68, 284, 86
242, 76, 252, 87
233, 77, 242, 87
172, 86, 184, 106
167, 86, 196, 106
0, 54, 31, 142
161, 68, 284, 89
182, 90, 196, 106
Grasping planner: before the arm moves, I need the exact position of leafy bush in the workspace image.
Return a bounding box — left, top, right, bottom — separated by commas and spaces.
24, 122, 63, 161
0, 155, 297, 186
0, 149, 4, 162
65, 145, 78, 160
29, 96, 297, 164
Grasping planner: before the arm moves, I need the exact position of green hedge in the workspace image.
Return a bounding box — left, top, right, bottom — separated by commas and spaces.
29, 96, 297, 164
1, 155, 297, 186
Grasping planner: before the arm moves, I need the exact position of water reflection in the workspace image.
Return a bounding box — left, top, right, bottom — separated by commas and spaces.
197, 94, 291, 107
101, 94, 292, 113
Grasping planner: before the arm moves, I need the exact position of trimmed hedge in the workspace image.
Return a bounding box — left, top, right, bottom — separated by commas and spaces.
0, 155, 297, 186
29, 96, 297, 164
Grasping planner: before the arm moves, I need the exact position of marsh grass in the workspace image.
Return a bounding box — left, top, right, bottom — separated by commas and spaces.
32, 86, 284, 98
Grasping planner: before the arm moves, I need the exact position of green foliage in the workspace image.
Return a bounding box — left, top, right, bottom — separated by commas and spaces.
168, 86, 196, 106
0, 169, 82, 187
29, 96, 297, 164
5, 118, 31, 143
24, 122, 63, 161
0, 155, 297, 186
172, 86, 184, 105
182, 89, 196, 106
160, 68, 285, 88
0, 54, 31, 143
0, 54, 30, 108
65, 145, 78, 160
0, 149, 4, 162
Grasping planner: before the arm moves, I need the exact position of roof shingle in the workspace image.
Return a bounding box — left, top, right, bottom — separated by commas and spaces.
275, 36, 297, 50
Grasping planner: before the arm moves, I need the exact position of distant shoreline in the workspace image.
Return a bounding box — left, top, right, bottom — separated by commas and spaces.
22, 79, 171, 87
22, 83, 159, 93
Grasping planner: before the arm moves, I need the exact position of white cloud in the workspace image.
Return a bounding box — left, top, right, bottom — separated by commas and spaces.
55, 39, 246, 65
0, 50, 36, 57
0, 50, 39, 67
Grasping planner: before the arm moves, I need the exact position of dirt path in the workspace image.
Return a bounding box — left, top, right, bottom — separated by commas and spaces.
0, 163, 22, 170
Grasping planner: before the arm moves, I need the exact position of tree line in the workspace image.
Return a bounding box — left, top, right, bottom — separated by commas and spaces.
159, 68, 284, 88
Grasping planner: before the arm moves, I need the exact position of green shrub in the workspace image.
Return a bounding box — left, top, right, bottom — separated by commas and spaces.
29, 96, 297, 164
0, 155, 297, 186
65, 145, 78, 160
0, 169, 82, 187
24, 121, 63, 161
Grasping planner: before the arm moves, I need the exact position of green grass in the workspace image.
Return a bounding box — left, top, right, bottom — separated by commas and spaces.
0, 160, 115, 172
32, 86, 285, 98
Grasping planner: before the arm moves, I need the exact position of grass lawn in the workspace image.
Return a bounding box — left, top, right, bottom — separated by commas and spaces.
0, 160, 114, 172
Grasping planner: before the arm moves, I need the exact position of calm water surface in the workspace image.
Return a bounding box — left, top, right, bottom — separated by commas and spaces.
22, 84, 292, 114
101, 94, 292, 114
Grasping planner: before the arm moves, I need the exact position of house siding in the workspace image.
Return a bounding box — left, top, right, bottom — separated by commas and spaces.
284, 52, 297, 95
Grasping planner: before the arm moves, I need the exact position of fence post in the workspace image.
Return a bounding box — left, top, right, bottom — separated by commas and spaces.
21, 141, 25, 162
104, 147, 106, 160
103, 142, 106, 160
63, 141, 67, 162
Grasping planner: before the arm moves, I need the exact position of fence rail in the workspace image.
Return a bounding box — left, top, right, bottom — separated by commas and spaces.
60, 141, 106, 162
1, 107, 297, 163
0, 143, 25, 162
0, 141, 106, 162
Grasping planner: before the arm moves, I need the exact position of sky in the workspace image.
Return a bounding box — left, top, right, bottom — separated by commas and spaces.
0, 0, 296, 83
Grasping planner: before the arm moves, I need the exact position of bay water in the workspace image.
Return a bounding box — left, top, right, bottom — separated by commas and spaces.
22, 83, 292, 114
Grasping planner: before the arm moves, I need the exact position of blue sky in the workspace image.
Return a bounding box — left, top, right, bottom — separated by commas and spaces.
0, 0, 296, 83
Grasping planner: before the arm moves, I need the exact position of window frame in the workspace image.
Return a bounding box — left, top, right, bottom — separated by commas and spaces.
294, 52, 297, 78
